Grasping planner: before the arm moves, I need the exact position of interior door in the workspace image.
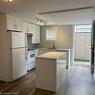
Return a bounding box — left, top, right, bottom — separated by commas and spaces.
75, 33, 91, 61
75, 34, 86, 60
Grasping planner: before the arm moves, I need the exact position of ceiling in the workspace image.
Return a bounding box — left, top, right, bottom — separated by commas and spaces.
0, 0, 94, 25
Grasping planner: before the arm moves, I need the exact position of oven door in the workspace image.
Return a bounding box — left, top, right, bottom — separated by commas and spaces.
27, 51, 36, 71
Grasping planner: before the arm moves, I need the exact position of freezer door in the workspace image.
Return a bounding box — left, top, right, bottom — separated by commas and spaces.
11, 32, 25, 48
12, 48, 27, 81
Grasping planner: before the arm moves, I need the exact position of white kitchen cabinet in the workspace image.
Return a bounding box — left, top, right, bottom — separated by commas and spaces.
23, 21, 32, 33
23, 22, 27, 33
31, 24, 40, 43
7, 15, 22, 31
23, 22, 40, 43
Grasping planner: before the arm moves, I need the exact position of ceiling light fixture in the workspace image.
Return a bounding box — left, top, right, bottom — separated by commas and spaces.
5, 0, 14, 2
36, 18, 46, 26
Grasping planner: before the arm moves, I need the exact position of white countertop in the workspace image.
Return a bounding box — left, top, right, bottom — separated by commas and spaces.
56, 48, 71, 51
37, 51, 66, 59
36, 48, 71, 51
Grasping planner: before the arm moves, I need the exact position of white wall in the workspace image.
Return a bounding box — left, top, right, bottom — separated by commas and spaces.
55, 25, 74, 49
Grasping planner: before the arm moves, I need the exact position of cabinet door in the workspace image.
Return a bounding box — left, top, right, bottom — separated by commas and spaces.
27, 23, 32, 33
23, 22, 28, 33
15, 17, 22, 31
12, 48, 27, 80
7, 15, 16, 31
35, 25, 40, 43
32, 24, 40, 43
23, 22, 32, 33
7, 15, 22, 31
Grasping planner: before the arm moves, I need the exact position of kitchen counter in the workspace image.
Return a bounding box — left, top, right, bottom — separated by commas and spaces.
36, 51, 67, 92
37, 51, 66, 59
37, 48, 71, 68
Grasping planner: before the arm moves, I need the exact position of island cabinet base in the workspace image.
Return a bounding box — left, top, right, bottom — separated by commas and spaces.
36, 58, 66, 92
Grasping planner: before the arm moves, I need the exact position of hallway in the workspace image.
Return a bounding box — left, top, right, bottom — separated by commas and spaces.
0, 66, 95, 95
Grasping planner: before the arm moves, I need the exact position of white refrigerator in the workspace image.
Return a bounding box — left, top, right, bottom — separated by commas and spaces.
8, 31, 27, 81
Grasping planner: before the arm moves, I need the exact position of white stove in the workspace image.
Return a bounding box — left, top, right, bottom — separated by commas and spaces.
27, 50, 36, 71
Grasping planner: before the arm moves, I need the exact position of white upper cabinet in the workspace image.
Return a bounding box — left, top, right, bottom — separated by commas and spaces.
7, 15, 22, 31
31, 24, 40, 43
23, 21, 40, 43
23, 21, 32, 33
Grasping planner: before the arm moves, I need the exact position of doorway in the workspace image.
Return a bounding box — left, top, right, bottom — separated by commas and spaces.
74, 24, 92, 67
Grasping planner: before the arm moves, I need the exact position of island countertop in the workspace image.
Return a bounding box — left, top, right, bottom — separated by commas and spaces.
36, 51, 66, 59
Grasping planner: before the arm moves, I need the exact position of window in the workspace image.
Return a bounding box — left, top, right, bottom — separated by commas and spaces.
46, 28, 57, 40
74, 24, 92, 33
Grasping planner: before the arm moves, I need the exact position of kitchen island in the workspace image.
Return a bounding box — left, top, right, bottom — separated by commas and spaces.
36, 51, 67, 92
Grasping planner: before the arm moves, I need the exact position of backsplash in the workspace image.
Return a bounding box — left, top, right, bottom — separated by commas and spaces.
31, 44, 40, 49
